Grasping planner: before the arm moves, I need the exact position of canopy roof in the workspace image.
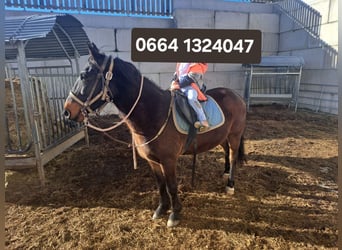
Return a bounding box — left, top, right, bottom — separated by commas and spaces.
5, 14, 90, 61
247, 56, 305, 67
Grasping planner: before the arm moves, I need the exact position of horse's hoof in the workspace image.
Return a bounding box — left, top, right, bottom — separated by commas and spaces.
152, 212, 162, 220
167, 213, 180, 227
152, 204, 169, 220
167, 219, 180, 227
225, 186, 235, 195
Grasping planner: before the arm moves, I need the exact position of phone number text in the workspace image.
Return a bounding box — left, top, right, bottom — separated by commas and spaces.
135, 37, 255, 54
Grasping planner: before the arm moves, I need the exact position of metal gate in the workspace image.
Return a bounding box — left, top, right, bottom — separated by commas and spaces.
244, 56, 304, 111
5, 14, 90, 185
5, 63, 86, 185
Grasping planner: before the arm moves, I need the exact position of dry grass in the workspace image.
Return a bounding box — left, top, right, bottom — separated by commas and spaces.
5, 105, 338, 249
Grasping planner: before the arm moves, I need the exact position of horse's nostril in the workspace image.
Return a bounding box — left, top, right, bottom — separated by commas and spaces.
64, 109, 71, 119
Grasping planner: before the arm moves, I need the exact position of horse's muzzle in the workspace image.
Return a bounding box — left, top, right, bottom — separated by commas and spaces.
63, 109, 71, 119
63, 97, 84, 122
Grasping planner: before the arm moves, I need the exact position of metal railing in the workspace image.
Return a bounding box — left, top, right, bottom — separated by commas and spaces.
5, 0, 173, 17
5, 66, 32, 154
5, 63, 87, 185
274, 0, 337, 68
5, 65, 81, 154
224, 0, 322, 38
244, 62, 303, 111
274, 0, 321, 37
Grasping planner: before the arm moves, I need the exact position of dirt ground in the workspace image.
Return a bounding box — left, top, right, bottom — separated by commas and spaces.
5, 104, 338, 249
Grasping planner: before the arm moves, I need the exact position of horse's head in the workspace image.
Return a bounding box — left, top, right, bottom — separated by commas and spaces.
64, 42, 113, 122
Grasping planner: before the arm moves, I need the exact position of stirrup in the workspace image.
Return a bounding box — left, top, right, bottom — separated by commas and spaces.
194, 120, 209, 129
194, 121, 201, 128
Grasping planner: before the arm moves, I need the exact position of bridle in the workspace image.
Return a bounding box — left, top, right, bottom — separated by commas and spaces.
67, 55, 145, 132
67, 55, 173, 148
68, 55, 114, 117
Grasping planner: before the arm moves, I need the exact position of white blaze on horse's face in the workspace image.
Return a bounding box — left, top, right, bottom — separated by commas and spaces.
64, 77, 86, 122
64, 59, 104, 122
64, 50, 106, 122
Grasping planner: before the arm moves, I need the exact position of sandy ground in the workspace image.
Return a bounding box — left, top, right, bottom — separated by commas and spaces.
5, 104, 338, 249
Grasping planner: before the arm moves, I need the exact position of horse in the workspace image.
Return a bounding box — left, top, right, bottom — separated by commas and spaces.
63, 42, 246, 227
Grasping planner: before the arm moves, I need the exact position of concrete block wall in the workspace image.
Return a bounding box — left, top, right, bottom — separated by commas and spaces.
173, 9, 279, 95
76, 6, 279, 99
278, 10, 338, 114
173, 0, 274, 14
4, 1, 279, 96
6, 0, 337, 114
76, 14, 174, 72
74, 15, 175, 115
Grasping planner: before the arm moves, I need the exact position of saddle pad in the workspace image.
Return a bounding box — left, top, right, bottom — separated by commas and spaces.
173, 95, 225, 134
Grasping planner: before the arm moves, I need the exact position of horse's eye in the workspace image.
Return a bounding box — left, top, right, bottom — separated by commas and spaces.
80, 71, 87, 80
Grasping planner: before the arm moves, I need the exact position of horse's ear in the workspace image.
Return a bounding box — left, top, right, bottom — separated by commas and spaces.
88, 42, 99, 57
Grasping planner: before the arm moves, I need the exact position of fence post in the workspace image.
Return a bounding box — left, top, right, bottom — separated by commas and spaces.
17, 41, 46, 186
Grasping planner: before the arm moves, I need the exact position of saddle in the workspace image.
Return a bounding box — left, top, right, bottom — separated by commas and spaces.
172, 90, 225, 151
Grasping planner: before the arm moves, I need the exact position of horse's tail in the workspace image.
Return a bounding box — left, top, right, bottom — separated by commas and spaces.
238, 135, 247, 165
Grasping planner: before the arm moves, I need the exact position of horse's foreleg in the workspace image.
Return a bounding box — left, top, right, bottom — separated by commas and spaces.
162, 160, 182, 227
149, 160, 170, 220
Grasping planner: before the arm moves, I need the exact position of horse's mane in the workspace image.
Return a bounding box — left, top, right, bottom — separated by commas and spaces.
114, 57, 167, 95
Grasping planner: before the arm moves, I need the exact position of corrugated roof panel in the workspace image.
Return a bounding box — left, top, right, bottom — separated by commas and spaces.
5, 14, 90, 60
5, 15, 57, 41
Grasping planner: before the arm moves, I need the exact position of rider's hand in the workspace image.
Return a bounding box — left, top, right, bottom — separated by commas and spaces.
170, 81, 180, 91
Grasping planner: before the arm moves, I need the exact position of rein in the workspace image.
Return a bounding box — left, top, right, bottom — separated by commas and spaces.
84, 74, 144, 133
69, 56, 113, 115
69, 56, 174, 168
85, 75, 174, 148
134, 91, 173, 147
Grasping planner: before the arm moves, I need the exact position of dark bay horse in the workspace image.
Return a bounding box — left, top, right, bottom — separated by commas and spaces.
64, 43, 246, 227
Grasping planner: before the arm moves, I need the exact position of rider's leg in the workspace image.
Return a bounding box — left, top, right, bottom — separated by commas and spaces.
188, 72, 203, 87
182, 86, 209, 128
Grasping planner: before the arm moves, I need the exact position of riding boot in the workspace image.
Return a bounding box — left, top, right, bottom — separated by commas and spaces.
194, 120, 209, 129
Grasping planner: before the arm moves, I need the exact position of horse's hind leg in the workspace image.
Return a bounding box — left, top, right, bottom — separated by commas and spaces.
226, 133, 244, 195
221, 140, 230, 181
226, 148, 237, 195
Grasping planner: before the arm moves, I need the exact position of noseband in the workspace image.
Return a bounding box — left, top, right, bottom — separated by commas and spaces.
67, 56, 173, 152
68, 56, 145, 133
68, 56, 114, 116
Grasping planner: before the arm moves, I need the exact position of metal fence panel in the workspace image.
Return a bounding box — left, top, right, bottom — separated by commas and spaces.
5, 0, 173, 17
5, 64, 82, 155
5, 66, 32, 154
244, 56, 304, 111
